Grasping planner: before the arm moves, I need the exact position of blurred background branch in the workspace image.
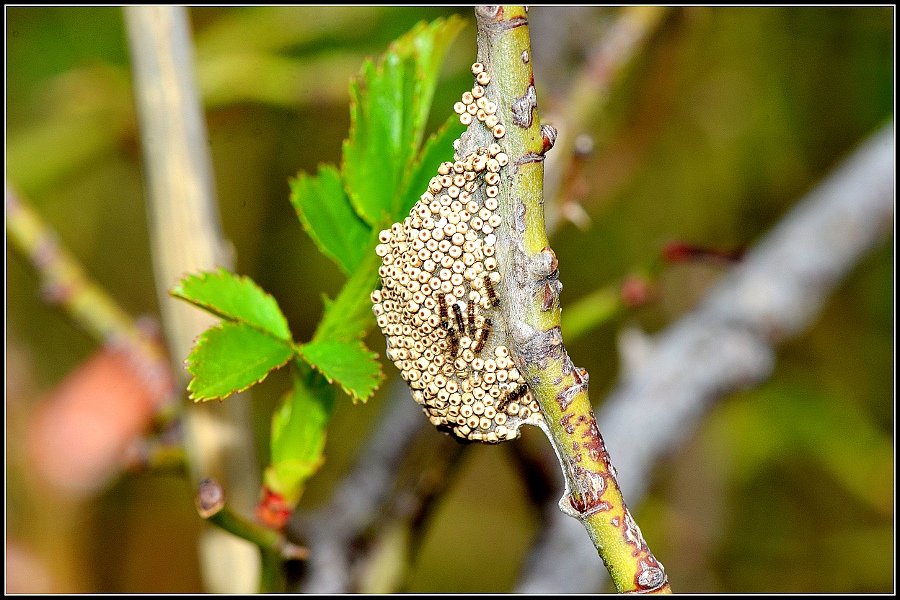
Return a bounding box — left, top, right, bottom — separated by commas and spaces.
291, 378, 466, 593
123, 6, 260, 593
6, 182, 174, 408
538, 6, 670, 234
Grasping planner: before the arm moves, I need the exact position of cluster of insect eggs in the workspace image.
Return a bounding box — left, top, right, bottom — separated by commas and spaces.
371, 146, 542, 442
454, 62, 506, 139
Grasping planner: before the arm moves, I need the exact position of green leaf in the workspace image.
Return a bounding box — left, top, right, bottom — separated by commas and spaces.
312, 236, 383, 343
342, 55, 414, 225
299, 339, 382, 403
399, 114, 466, 216
391, 16, 467, 155
264, 363, 335, 505
290, 165, 372, 275
342, 16, 466, 225
186, 322, 295, 401
171, 268, 292, 341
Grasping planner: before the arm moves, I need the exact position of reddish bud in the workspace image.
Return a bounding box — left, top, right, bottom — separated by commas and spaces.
663, 240, 745, 265
256, 486, 293, 530
540, 125, 558, 154
662, 240, 693, 263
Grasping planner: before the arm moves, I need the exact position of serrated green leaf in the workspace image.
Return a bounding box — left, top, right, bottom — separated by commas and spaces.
186, 322, 295, 401
299, 339, 382, 403
392, 16, 467, 155
290, 165, 372, 275
342, 56, 415, 225
171, 268, 292, 341
342, 16, 466, 225
312, 235, 383, 343
264, 363, 335, 505
399, 114, 467, 216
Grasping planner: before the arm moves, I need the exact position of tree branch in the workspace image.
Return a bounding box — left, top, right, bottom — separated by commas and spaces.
536, 6, 670, 234
5, 182, 174, 407
516, 120, 895, 592
123, 6, 261, 593
468, 6, 669, 593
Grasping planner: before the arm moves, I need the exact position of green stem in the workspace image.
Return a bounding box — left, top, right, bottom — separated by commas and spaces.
195, 478, 308, 593
259, 548, 284, 594
5, 182, 175, 406
470, 6, 670, 593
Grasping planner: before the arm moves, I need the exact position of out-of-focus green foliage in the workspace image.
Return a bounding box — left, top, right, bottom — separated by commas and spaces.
560, 282, 625, 342
5, 6, 892, 593
727, 383, 892, 513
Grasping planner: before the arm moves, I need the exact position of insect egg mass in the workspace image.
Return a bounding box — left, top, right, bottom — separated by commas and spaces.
371, 62, 542, 443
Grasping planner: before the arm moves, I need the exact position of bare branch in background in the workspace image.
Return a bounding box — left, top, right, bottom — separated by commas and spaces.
516, 121, 894, 593
292, 378, 435, 593
124, 6, 261, 593
292, 377, 562, 594
531, 6, 670, 234
5, 183, 175, 408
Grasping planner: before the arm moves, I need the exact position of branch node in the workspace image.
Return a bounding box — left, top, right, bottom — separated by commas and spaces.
540, 125, 558, 154
536, 245, 559, 279
196, 477, 226, 518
